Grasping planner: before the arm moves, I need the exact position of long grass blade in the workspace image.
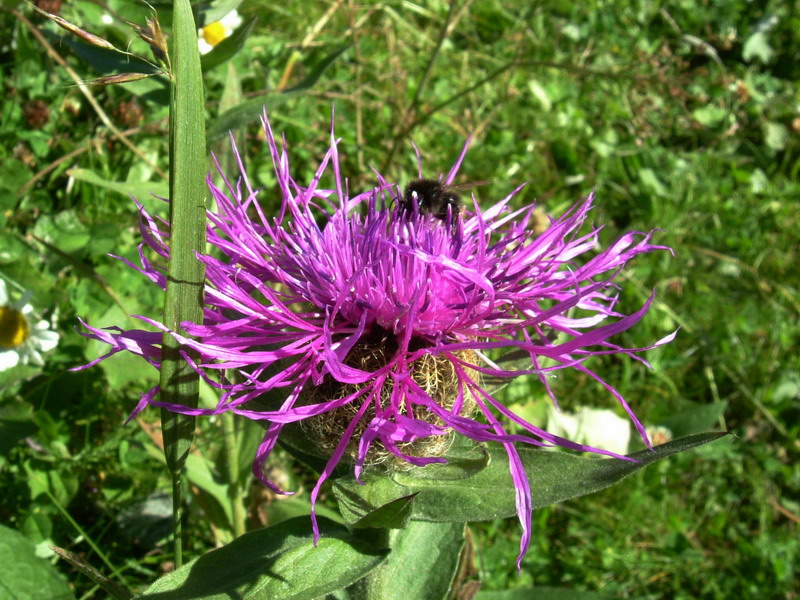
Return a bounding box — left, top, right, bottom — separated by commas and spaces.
160, 0, 208, 567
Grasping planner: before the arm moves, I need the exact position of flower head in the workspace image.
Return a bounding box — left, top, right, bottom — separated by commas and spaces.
197, 10, 242, 55
75, 111, 674, 566
0, 279, 59, 371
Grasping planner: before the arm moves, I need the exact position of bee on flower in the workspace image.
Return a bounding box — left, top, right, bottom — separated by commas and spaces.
74, 110, 674, 567
0, 278, 59, 371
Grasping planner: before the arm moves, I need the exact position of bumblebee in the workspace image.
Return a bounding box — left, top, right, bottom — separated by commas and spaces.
400, 178, 484, 221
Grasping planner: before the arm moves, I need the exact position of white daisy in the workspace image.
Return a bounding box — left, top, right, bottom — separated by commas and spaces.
0, 279, 59, 371
197, 10, 243, 55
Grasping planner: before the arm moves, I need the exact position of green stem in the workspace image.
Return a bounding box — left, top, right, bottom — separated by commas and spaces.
171, 471, 184, 567
222, 411, 247, 538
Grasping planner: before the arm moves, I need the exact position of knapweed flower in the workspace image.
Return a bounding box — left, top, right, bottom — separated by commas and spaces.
75, 111, 674, 566
197, 10, 242, 55
0, 279, 59, 371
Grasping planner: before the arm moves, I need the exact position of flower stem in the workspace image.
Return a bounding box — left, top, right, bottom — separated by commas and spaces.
222, 411, 247, 538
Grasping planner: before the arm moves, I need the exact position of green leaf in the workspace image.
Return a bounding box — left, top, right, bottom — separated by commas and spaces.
0, 399, 37, 456
67, 168, 169, 202
333, 432, 726, 524
88, 305, 156, 389
527, 79, 552, 111
653, 401, 728, 439
691, 106, 727, 128
638, 168, 667, 198
742, 31, 773, 63
0, 524, 74, 600
52, 36, 160, 76
201, 17, 256, 72
183, 452, 233, 532
32, 210, 91, 254
20, 510, 53, 553
360, 521, 464, 600
763, 121, 788, 151
17, 130, 51, 158
350, 494, 416, 530
206, 44, 350, 142
206, 93, 301, 143
263, 496, 343, 528
26, 463, 80, 508
203, 0, 245, 25
476, 588, 613, 599
0, 233, 29, 263
138, 516, 387, 600
283, 44, 352, 93
748, 168, 769, 195
407, 434, 491, 480
115, 492, 172, 549
0, 158, 32, 194
161, 0, 208, 474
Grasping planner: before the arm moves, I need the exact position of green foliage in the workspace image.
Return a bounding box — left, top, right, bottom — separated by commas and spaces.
335, 434, 725, 525
0, 524, 74, 600
2, 0, 798, 598
357, 521, 465, 600
200, 16, 256, 73
138, 516, 387, 600
159, 0, 208, 478
476, 590, 612, 600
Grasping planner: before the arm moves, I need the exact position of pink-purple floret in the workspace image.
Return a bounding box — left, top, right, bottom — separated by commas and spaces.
74, 111, 674, 567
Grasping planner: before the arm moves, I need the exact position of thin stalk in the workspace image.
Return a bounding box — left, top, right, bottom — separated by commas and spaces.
222, 411, 247, 538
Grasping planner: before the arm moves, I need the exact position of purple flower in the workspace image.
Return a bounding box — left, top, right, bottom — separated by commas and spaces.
75, 111, 674, 567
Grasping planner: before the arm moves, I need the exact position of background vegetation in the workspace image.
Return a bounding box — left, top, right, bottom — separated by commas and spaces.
1, 0, 797, 598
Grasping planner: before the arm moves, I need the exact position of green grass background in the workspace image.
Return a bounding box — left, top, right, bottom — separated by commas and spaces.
1, 0, 798, 598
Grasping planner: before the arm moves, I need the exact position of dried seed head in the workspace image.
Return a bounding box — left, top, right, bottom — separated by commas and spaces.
113, 100, 144, 129
34, 0, 63, 15
23, 100, 50, 129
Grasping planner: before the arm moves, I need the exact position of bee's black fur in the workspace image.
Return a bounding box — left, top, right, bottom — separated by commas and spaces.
400, 178, 462, 221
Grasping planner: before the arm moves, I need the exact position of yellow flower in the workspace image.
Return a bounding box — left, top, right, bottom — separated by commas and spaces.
197, 10, 243, 55
0, 279, 58, 371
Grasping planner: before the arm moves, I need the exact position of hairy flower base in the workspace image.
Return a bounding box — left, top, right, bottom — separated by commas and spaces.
297, 333, 479, 465
74, 110, 675, 568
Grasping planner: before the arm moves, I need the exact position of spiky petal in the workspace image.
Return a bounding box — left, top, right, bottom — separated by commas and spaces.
74, 110, 674, 567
